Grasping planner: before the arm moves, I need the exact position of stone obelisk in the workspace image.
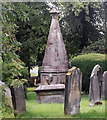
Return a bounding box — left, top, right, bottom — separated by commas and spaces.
40, 8, 68, 85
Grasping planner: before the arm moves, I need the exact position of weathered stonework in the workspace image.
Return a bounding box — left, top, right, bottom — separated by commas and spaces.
35, 84, 65, 103
89, 64, 103, 106
0, 81, 13, 109
40, 7, 68, 85
35, 8, 68, 103
101, 71, 107, 100
64, 67, 82, 115
10, 84, 26, 114
41, 73, 66, 85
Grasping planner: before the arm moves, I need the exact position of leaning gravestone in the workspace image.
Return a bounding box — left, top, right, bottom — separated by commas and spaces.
89, 64, 103, 106
101, 71, 107, 100
64, 67, 82, 115
0, 81, 13, 108
10, 82, 26, 115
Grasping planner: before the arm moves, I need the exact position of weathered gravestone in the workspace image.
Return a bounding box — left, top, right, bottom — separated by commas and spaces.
10, 83, 26, 115
0, 81, 13, 108
89, 64, 103, 106
101, 71, 107, 100
64, 67, 82, 115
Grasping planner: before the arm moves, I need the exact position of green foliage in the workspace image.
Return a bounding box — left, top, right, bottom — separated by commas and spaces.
0, 57, 2, 81
27, 87, 35, 92
2, 57, 28, 86
26, 91, 36, 101
70, 53, 107, 92
2, 2, 29, 86
82, 39, 107, 54
2, 2, 105, 68
10, 79, 27, 88
15, 2, 50, 67
0, 86, 14, 118
60, 2, 104, 58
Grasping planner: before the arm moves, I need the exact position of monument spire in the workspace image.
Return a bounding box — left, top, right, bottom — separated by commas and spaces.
41, 7, 68, 84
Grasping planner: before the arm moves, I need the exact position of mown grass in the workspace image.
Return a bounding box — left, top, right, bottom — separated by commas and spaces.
2, 109, 14, 118
17, 90, 106, 118
27, 87, 35, 92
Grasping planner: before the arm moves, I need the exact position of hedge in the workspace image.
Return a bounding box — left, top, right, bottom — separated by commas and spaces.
70, 53, 107, 93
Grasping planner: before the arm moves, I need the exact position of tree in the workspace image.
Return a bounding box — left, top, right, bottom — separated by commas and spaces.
82, 38, 107, 54
15, 2, 50, 69
1, 2, 29, 116
2, 2, 28, 86
59, 2, 104, 58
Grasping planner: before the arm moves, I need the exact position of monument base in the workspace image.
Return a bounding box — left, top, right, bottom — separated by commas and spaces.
34, 84, 65, 103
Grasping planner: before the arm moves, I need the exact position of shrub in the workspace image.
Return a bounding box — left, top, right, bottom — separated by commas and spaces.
2, 58, 29, 86
70, 53, 107, 93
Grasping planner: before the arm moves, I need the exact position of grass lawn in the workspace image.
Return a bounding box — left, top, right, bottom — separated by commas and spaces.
17, 89, 106, 118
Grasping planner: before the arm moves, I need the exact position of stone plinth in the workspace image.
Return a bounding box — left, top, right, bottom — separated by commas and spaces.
34, 84, 65, 103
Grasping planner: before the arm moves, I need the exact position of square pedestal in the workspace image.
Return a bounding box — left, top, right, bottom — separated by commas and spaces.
34, 84, 65, 103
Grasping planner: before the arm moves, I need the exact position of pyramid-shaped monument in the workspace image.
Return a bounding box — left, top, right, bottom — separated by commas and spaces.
41, 7, 68, 85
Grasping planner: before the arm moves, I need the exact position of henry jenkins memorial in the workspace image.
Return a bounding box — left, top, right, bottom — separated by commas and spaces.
35, 7, 68, 103
40, 7, 68, 85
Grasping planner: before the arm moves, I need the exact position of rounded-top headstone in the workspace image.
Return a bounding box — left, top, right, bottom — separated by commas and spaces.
0, 81, 13, 108
89, 64, 103, 105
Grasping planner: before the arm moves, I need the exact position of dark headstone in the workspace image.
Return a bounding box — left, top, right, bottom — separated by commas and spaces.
35, 84, 65, 103
10, 84, 26, 114
101, 71, 107, 100
89, 64, 103, 106
40, 7, 68, 85
64, 67, 82, 115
